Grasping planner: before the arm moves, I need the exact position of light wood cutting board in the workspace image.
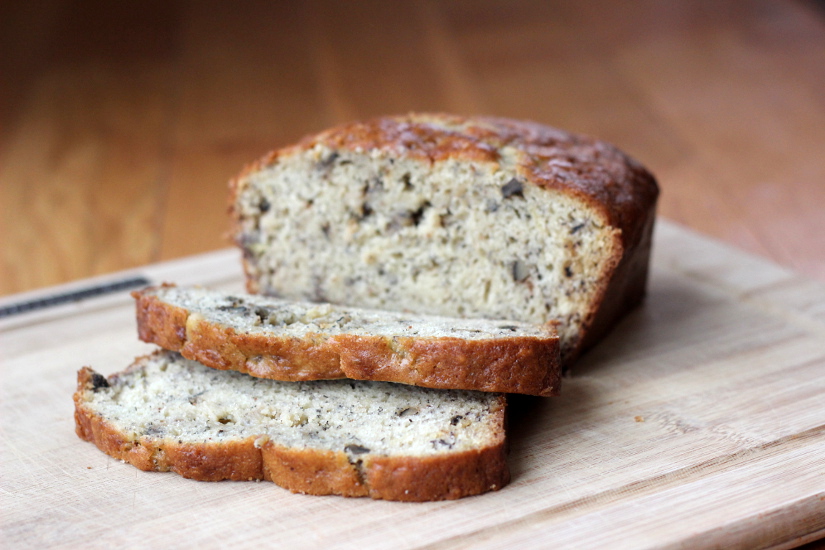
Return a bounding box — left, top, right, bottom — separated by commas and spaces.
2, 220, 824, 550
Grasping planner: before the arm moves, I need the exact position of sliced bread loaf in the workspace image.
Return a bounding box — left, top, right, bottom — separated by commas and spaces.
230, 114, 659, 364
74, 351, 509, 501
133, 284, 560, 396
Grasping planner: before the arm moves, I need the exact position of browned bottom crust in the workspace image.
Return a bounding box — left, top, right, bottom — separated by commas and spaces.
74, 367, 510, 502
133, 289, 561, 396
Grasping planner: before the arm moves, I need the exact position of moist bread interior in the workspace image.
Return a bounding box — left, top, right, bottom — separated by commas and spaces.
86, 352, 503, 458
236, 147, 620, 358
154, 285, 552, 340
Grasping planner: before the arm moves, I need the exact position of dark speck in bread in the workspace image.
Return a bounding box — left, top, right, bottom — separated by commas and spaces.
91, 373, 109, 391
319, 151, 339, 168
501, 178, 524, 199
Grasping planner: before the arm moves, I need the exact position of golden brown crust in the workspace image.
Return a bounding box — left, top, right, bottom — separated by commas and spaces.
262, 445, 368, 497
132, 287, 561, 396
574, 202, 655, 360
74, 367, 509, 501
228, 114, 659, 364
363, 445, 510, 501
330, 335, 560, 397
134, 285, 188, 350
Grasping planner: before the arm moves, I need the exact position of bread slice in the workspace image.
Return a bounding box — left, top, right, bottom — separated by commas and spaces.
231, 114, 659, 364
73, 351, 509, 501
133, 284, 560, 396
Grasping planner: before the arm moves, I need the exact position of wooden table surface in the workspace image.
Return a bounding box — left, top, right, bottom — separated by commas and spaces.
1, 3, 824, 548
2, 0, 825, 296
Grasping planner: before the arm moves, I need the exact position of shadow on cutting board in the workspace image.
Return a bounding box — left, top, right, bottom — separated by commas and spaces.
503, 270, 734, 481
569, 268, 733, 378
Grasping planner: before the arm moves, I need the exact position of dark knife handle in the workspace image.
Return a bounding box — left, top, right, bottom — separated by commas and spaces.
0, 276, 151, 318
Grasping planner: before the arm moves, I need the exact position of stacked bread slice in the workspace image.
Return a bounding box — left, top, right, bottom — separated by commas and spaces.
132, 284, 561, 396
74, 350, 510, 501
74, 285, 558, 500
74, 114, 658, 501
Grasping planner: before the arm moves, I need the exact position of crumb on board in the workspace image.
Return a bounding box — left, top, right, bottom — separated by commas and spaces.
635, 416, 644, 422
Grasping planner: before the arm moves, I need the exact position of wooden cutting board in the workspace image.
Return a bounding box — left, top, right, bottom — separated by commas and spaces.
2, 220, 824, 550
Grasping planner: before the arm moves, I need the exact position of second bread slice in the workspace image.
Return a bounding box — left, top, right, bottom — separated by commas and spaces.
133, 284, 561, 396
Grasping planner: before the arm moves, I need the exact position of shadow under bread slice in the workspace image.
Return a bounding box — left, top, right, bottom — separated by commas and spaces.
133, 284, 561, 396
74, 350, 508, 502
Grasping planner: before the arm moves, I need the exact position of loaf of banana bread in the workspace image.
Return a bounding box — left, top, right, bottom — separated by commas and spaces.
231, 114, 659, 364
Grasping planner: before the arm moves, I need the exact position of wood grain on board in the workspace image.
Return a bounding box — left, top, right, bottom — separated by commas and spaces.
2, 0, 825, 295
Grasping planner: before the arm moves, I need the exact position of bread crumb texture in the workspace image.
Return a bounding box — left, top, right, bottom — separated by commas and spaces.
82, 352, 500, 453
149, 285, 552, 340
232, 114, 658, 361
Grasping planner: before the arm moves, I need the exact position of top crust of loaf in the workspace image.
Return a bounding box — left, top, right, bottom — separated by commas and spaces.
232, 113, 659, 251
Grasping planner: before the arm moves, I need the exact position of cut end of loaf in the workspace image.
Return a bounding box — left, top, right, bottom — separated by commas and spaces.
234, 140, 626, 360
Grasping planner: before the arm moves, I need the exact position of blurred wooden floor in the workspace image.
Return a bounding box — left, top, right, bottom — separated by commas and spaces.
2, 0, 825, 296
